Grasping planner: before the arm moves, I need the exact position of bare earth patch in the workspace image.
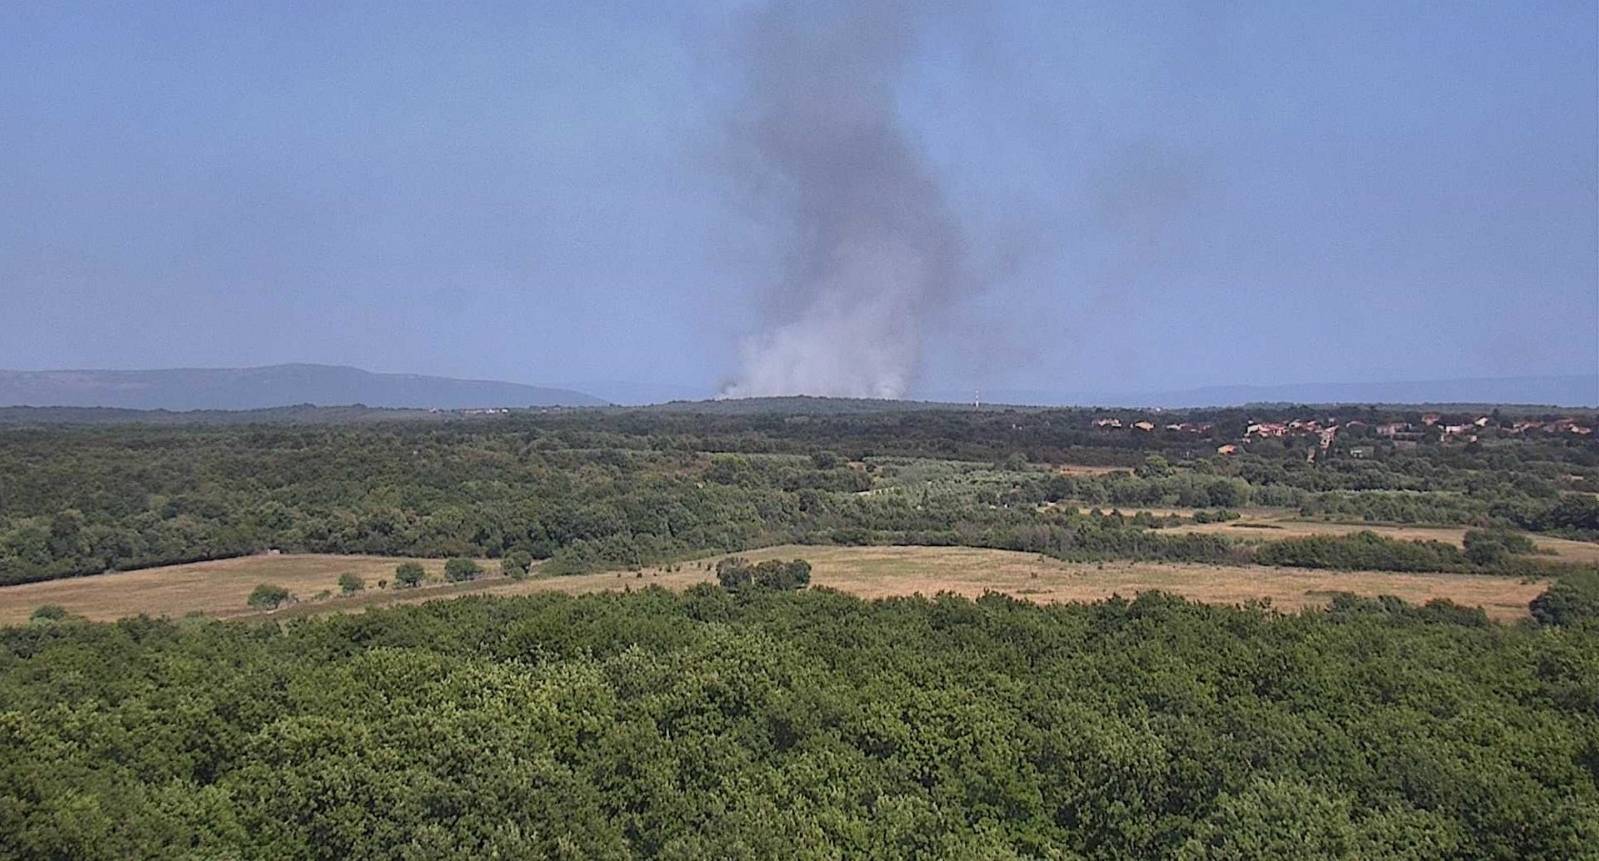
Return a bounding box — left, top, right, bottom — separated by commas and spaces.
0, 545, 1548, 625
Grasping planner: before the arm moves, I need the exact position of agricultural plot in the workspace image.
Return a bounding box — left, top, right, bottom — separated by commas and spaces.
664, 545, 1544, 621
1165, 514, 1599, 564
0, 553, 499, 625
0, 545, 1545, 624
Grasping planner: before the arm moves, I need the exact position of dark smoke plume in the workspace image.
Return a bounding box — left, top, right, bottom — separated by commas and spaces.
720, 0, 971, 399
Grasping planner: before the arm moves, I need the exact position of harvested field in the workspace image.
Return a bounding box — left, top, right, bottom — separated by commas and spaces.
1052, 505, 1285, 519
419, 545, 1545, 620
0, 545, 1549, 626
0, 554, 500, 625
688, 545, 1544, 620
1166, 517, 1599, 564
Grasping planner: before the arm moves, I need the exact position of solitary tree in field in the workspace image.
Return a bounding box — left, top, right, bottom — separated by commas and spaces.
394, 562, 425, 589
716, 556, 754, 590
444, 558, 482, 582
30, 604, 68, 622
502, 550, 533, 580
247, 583, 291, 610
1463, 528, 1535, 566
337, 572, 365, 594
715, 557, 811, 592
756, 559, 811, 590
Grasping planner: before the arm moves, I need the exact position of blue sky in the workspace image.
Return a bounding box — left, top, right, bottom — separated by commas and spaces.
2, 1, 1594, 398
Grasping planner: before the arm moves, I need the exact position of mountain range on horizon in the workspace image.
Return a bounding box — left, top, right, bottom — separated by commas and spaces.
0, 365, 1593, 411
0, 364, 607, 411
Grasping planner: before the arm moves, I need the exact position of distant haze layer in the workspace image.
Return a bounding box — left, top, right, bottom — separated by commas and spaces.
936, 375, 1599, 410
0, 365, 605, 411
10, 365, 1589, 411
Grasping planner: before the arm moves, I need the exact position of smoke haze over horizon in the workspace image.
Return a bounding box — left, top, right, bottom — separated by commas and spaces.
1, 2, 1594, 397
718, 1, 972, 400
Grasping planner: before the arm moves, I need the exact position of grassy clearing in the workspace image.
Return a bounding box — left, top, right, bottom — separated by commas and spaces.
1048, 503, 1599, 565
1050, 504, 1286, 519
0, 545, 1546, 624
703, 546, 1542, 620
1054, 464, 1132, 476
0, 554, 500, 625
1163, 515, 1599, 564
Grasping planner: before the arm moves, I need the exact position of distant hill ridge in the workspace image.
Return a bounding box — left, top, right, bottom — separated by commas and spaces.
0, 364, 606, 410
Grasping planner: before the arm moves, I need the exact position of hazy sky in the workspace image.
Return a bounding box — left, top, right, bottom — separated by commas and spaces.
3, 1, 1595, 398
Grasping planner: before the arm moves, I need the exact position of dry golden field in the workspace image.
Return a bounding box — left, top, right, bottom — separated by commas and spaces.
678, 545, 1543, 620
1163, 515, 1599, 564
1054, 464, 1132, 476
0, 554, 498, 625
0, 545, 1548, 625
1049, 505, 1599, 565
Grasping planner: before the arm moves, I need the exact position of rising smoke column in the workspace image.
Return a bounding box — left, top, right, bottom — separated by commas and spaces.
720, 0, 971, 400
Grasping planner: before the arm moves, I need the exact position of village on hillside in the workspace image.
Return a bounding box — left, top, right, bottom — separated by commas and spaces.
1090, 409, 1594, 460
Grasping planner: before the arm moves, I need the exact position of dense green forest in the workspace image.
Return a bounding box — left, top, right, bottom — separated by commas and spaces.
3, 586, 1596, 859
2, 405, 1596, 585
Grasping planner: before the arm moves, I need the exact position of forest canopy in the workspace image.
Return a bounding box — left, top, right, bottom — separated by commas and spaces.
2, 587, 1596, 859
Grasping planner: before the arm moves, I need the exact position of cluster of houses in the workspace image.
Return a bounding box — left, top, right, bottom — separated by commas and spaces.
1374, 413, 1594, 441
1506, 418, 1593, 436
1092, 418, 1212, 434
1373, 416, 1470, 440
1244, 418, 1334, 439
1245, 419, 1346, 459
1089, 410, 1594, 458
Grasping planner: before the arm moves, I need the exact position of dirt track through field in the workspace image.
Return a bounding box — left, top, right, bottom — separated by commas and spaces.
0, 545, 1547, 625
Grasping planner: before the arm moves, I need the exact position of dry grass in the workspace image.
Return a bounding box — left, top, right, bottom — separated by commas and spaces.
1166, 516, 1599, 564
1052, 505, 1285, 519
0, 544, 1550, 626
679, 545, 1543, 620
0, 554, 499, 625
1042, 506, 1599, 565
1054, 464, 1131, 476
